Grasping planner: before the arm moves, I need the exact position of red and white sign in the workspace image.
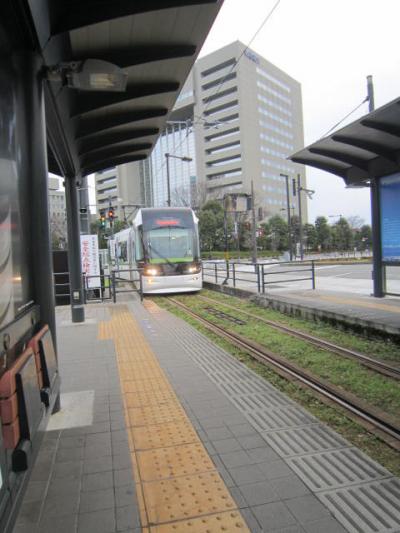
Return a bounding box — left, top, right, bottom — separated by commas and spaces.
80, 235, 101, 288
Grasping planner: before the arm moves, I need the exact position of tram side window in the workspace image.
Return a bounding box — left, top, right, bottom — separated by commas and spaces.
119, 242, 127, 262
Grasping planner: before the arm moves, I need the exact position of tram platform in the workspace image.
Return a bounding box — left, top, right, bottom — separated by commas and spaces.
205, 282, 400, 340
12, 297, 400, 533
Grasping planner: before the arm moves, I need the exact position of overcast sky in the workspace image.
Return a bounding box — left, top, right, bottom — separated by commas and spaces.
199, 0, 400, 224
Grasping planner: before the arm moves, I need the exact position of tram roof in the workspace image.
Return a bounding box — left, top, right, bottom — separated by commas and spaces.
289, 96, 400, 186
25, 1, 222, 178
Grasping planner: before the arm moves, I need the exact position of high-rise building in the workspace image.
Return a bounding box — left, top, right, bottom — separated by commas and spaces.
48, 176, 67, 246
149, 41, 307, 221
94, 160, 152, 223
95, 41, 307, 223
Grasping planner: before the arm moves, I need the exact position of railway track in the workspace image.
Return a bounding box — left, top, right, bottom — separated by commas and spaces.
166, 297, 400, 451
197, 294, 400, 381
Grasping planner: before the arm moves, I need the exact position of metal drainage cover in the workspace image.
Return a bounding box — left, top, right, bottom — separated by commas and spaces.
318, 477, 400, 533
287, 447, 391, 491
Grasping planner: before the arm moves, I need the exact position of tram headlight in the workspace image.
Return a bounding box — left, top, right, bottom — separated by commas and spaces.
185, 263, 201, 274
144, 266, 159, 276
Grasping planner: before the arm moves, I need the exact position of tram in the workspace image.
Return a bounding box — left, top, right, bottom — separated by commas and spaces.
109, 207, 202, 294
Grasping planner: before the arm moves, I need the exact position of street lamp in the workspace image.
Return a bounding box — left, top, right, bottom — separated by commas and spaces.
164, 153, 192, 207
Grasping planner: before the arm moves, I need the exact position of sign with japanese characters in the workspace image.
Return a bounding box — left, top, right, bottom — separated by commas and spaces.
80, 235, 101, 288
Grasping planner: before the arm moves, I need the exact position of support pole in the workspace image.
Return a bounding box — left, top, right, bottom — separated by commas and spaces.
79, 175, 90, 234
283, 174, 293, 260
370, 178, 384, 297
366, 75, 383, 297
251, 180, 257, 264
65, 176, 85, 322
165, 153, 171, 207
16, 52, 57, 342
297, 174, 304, 260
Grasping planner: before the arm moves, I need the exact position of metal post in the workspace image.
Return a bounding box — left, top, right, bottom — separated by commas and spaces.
15, 52, 57, 340
285, 175, 293, 261
79, 175, 90, 234
297, 174, 304, 260
311, 260, 316, 289
223, 202, 229, 285
251, 181, 257, 265
215, 263, 218, 283
367, 75, 375, 113
112, 270, 116, 303
165, 153, 171, 207
139, 273, 143, 302
65, 176, 85, 322
257, 264, 261, 293
233, 263, 236, 287
370, 178, 384, 297
262, 264, 265, 294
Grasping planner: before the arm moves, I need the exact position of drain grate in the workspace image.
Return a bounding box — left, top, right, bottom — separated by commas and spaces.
318, 477, 400, 533
287, 448, 390, 491
204, 306, 247, 325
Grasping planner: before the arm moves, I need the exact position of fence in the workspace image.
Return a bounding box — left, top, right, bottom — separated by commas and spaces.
202, 260, 316, 293
111, 268, 143, 302
82, 274, 113, 303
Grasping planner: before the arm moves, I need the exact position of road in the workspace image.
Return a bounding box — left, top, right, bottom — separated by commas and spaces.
203, 261, 400, 296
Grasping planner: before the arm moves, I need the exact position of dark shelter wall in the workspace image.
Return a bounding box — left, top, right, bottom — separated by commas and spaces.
0, 30, 34, 331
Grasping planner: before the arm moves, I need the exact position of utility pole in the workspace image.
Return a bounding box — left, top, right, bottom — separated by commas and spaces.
281, 174, 293, 261
251, 180, 257, 264
165, 153, 171, 207
297, 174, 304, 260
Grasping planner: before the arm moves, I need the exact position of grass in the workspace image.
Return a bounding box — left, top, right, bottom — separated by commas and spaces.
152, 292, 400, 477
200, 289, 400, 364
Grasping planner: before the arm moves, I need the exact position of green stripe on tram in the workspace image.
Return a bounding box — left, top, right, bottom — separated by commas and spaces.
149, 257, 194, 264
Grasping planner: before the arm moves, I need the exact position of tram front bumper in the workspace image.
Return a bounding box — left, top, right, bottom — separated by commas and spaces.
141, 272, 202, 294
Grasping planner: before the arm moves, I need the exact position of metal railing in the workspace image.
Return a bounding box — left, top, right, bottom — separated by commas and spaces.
202, 259, 316, 293
82, 274, 113, 303
111, 268, 143, 302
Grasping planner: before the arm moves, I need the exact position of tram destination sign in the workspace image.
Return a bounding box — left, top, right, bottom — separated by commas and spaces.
380, 172, 400, 262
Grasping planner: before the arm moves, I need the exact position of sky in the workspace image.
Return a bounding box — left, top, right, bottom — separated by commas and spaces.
198, 0, 400, 224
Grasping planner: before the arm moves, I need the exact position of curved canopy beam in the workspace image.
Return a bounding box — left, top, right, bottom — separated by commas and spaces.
290, 156, 348, 179
80, 142, 152, 167
332, 134, 399, 164
82, 153, 147, 176
70, 82, 180, 117
309, 147, 370, 172
361, 119, 400, 139
50, 0, 219, 35
72, 45, 197, 69
78, 128, 159, 155
75, 107, 168, 138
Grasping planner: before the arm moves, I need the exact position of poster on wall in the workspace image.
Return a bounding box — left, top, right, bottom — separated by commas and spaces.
80, 235, 101, 288
380, 173, 400, 262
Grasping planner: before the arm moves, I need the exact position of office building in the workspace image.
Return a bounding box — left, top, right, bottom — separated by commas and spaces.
96, 41, 307, 222
149, 41, 307, 221
48, 176, 67, 246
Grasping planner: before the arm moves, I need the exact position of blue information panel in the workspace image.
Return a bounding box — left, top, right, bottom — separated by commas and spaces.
380, 173, 400, 262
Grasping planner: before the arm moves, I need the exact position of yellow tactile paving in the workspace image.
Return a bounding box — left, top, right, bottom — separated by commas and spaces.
143, 472, 237, 524
98, 304, 250, 532
137, 442, 216, 482
149, 511, 248, 532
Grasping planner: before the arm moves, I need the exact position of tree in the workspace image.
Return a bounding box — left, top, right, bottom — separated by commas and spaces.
315, 216, 331, 251
347, 215, 365, 229
198, 200, 226, 252
331, 217, 353, 251
354, 224, 372, 251
303, 223, 317, 251
260, 215, 288, 251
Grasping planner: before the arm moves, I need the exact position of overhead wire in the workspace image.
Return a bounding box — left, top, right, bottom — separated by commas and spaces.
151, 0, 282, 194
320, 95, 369, 138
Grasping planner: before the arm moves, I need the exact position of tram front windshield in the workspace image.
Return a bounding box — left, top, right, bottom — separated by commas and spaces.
140, 210, 199, 264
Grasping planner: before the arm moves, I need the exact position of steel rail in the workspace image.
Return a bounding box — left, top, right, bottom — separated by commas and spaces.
167, 297, 400, 450
197, 294, 400, 381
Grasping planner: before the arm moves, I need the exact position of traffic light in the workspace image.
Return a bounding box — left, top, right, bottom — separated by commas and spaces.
99, 210, 106, 229
292, 178, 297, 196
108, 206, 114, 223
